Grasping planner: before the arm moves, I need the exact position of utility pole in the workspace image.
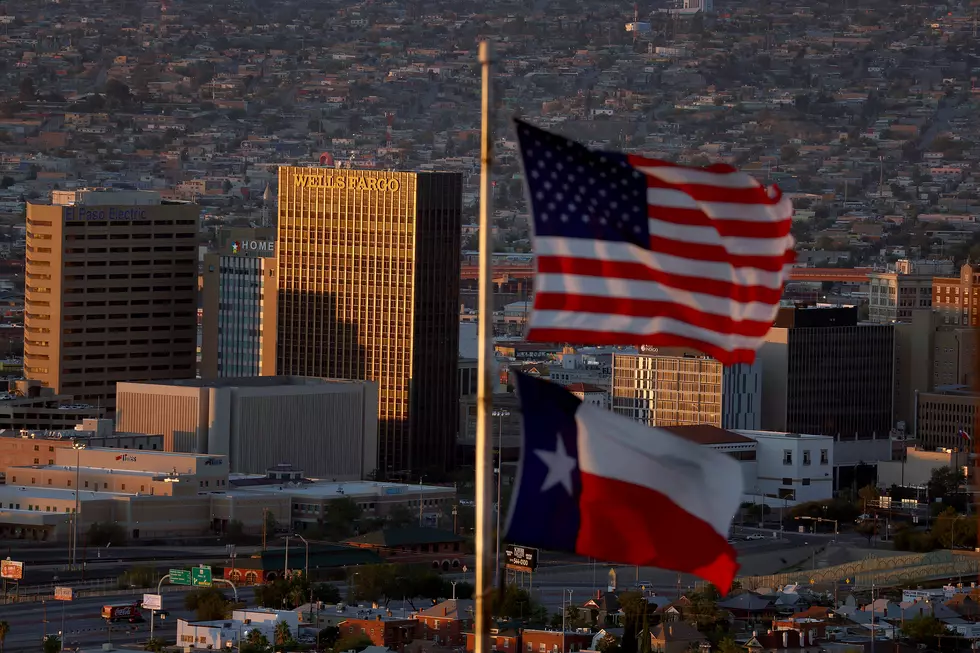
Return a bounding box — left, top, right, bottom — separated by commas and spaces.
262, 508, 268, 551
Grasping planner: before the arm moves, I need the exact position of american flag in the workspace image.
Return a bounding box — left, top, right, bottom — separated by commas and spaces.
516, 120, 795, 365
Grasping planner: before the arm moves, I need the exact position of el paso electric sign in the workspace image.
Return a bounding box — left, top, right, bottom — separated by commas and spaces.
64, 206, 149, 222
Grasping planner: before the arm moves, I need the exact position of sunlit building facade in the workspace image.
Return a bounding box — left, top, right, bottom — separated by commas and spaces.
275, 168, 461, 477
25, 189, 199, 412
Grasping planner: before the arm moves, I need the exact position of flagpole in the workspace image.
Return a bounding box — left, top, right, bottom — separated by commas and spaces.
475, 39, 496, 653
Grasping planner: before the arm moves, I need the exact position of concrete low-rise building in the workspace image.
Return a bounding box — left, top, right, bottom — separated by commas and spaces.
0, 447, 455, 542
115, 376, 379, 479
178, 609, 299, 650
735, 430, 835, 504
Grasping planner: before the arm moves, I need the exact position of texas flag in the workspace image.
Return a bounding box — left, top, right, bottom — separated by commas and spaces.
960, 429, 972, 442
504, 373, 744, 593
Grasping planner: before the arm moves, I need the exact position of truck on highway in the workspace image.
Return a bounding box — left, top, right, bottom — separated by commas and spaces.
102, 603, 144, 623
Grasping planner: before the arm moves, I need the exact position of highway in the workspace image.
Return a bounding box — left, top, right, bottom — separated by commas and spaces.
0, 586, 259, 653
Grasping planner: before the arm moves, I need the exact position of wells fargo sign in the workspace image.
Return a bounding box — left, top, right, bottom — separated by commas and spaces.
294, 173, 400, 192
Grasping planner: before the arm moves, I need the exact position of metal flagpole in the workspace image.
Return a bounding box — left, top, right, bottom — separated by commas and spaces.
474, 39, 496, 653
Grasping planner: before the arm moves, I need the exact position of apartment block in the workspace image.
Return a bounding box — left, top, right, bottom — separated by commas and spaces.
25, 189, 199, 411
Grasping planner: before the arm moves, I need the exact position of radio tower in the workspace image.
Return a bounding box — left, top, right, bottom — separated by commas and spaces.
633, 3, 639, 43
386, 112, 394, 148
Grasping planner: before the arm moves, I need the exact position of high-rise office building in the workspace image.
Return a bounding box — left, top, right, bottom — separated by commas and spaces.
201, 227, 278, 379
611, 349, 761, 430
893, 310, 976, 430
759, 306, 894, 439
933, 263, 980, 327
868, 259, 952, 324
25, 189, 199, 411
276, 168, 461, 476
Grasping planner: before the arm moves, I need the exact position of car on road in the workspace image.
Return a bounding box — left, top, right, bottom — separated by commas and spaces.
746, 533, 765, 540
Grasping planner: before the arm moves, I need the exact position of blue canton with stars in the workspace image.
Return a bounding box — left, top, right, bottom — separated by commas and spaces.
504, 373, 584, 552
515, 119, 651, 249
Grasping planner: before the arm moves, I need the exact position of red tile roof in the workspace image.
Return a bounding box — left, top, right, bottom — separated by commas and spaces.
663, 425, 755, 445
566, 383, 607, 393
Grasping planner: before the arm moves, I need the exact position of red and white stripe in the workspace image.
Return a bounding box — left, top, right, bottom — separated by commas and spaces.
573, 402, 743, 591
528, 156, 795, 365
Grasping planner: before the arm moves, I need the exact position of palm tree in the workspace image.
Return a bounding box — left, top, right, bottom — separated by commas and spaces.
274, 621, 292, 652
0, 620, 10, 653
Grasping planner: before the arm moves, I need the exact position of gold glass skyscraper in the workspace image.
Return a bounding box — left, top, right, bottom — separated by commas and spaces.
276, 167, 462, 477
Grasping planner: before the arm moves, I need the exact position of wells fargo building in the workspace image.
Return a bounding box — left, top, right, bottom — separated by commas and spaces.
276, 167, 461, 476
25, 189, 199, 411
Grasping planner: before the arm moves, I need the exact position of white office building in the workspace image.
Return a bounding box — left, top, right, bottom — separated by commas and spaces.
735, 430, 835, 504
178, 609, 299, 650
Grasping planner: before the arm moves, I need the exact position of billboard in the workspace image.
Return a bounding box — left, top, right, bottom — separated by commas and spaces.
504, 545, 538, 572
1, 560, 23, 580
142, 593, 162, 610
219, 227, 276, 258
54, 587, 73, 601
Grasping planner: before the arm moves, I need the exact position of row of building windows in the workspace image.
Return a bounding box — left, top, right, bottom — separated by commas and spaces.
782, 449, 830, 465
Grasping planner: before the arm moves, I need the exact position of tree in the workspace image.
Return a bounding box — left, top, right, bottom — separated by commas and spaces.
184, 588, 232, 620
928, 466, 963, 503
104, 78, 131, 104
88, 521, 126, 546
492, 584, 542, 620
565, 605, 588, 629
332, 634, 372, 653
145, 638, 166, 652
619, 592, 651, 653
42, 635, 60, 653
385, 504, 415, 528
318, 626, 341, 649
265, 511, 278, 535
118, 565, 157, 589
858, 484, 880, 510
226, 519, 247, 544
0, 621, 10, 653
596, 634, 621, 653
901, 615, 954, 642
717, 637, 742, 653
18, 77, 35, 101
241, 630, 271, 653
274, 621, 293, 651
322, 497, 362, 539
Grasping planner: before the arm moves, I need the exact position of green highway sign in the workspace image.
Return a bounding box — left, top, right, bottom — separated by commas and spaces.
192, 566, 213, 587
169, 569, 192, 586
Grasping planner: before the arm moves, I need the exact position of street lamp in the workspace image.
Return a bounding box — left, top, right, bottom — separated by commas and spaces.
284, 535, 291, 580
452, 505, 458, 534
562, 589, 573, 653
296, 534, 310, 579
418, 475, 425, 527
492, 409, 510, 585
71, 441, 85, 570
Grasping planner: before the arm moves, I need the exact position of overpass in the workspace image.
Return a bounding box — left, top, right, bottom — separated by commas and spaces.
459, 264, 873, 284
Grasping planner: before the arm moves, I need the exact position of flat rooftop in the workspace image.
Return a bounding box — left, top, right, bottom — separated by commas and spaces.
0, 484, 129, 502
121, 376, 367, 389
232, 479, 454, 500
735, 429, 833, 441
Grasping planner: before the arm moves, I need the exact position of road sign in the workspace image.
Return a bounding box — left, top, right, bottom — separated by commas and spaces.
504, 545, 538, 572
1, 559, 23, 581
192, 565, 213, 587
54, 587, 73, 601
142, 593, 162, 610
169, 569, 192, 586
